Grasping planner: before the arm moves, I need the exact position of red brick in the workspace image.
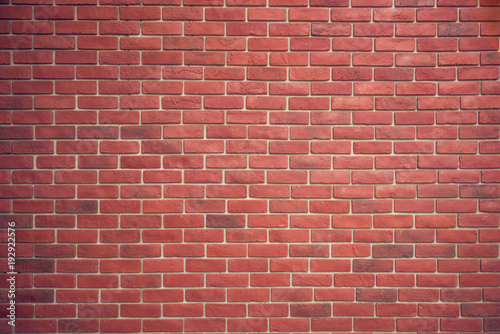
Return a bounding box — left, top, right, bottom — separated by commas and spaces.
374, 8, 414, 21
248, 8, 286, 21
271, 23, 311, 36
396, 23, 436, 36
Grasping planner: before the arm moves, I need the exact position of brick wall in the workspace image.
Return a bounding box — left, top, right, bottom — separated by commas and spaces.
1, 0, 500, 332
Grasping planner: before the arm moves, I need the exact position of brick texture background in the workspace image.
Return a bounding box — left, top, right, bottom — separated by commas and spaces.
1, 0, 500, 332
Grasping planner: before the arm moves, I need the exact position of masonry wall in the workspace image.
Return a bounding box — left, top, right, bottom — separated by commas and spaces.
0, 0, 500, 333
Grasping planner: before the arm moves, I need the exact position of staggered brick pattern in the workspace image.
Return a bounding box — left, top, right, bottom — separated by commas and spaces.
1, 0, 500, 332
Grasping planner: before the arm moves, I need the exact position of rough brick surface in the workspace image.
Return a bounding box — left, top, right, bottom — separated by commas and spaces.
0, 0, 499, 333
